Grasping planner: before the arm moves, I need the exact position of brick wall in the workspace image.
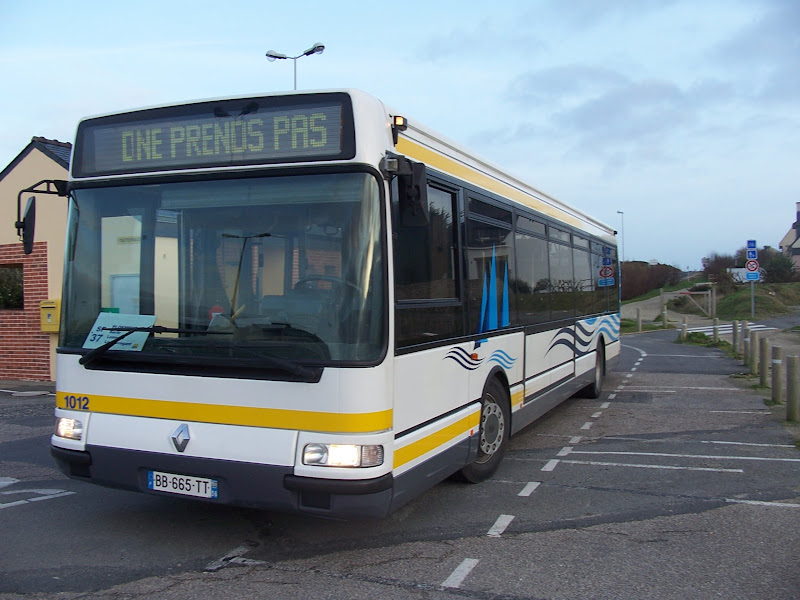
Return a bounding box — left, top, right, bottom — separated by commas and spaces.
0, 241, 51, 380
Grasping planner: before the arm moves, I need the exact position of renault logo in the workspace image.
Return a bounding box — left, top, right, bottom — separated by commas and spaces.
171, 424, 190, 452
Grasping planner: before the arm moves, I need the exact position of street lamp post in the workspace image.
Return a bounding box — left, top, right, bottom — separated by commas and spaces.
616, 210, 625, 262
266, 43, 325, 90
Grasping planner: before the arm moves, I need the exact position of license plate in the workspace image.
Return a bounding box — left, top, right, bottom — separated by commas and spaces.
147, 470, 218, 499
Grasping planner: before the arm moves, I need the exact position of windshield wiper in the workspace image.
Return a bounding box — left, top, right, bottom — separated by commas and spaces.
79, 325, 319, 379
79, 325, 231, 367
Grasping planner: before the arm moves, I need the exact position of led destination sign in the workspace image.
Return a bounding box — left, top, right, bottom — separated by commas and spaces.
74, 94, 354, 177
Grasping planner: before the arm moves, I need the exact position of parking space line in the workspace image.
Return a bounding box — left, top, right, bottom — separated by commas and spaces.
487, 514, 514, 537
562, 459, 743, 473
726, 499, 800, 508
518, 481, 541, 497
569, 436, 583, 444
570, 450, 800, 463
580, 422, 593, 430
701, 440, 795, 448
442, 558, 480, 588
542, 459, 560, 471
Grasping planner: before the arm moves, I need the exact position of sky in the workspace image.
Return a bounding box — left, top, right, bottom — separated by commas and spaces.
1, 0, 798, 270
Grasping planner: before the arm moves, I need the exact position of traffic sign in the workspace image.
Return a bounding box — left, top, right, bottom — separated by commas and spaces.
746, 272, 760, 281
746, 260, 759, 272
599, 266, 614, 278
747, 249, 757, 260
747, 240, 757, 249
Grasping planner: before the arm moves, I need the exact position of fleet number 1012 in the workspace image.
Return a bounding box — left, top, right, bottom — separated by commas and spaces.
63, 395, 90, 410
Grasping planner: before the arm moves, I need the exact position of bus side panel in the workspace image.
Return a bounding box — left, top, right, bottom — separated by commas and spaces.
573, 315, 622, 378
467, 332, 525, 408
393, 344, 471, 437
524, 328, 575, 401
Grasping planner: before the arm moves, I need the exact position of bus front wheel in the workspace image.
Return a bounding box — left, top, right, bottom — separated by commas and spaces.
457, 377, 510, 483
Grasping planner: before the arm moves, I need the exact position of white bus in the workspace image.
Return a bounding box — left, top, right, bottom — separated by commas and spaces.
19, 89, 620, 518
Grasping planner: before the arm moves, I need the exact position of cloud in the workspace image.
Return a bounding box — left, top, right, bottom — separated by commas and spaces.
711, 0, 800, 104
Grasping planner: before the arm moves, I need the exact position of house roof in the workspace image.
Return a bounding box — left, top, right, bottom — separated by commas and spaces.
0, 136, 71, 184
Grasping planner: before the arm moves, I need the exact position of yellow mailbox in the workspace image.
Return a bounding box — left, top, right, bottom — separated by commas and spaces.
40, 299, 61, 333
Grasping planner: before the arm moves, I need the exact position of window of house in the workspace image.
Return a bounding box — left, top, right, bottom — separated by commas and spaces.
0, 264, 24, 309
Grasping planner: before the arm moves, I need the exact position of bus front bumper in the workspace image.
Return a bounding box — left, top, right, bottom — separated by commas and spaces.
51, 444, 394, 519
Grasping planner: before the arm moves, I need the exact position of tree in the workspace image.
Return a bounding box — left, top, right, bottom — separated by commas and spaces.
759, 246, 796, 283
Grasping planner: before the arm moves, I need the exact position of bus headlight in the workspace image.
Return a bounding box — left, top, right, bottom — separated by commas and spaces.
55, 417, 84, 440
303, 443, 384, 467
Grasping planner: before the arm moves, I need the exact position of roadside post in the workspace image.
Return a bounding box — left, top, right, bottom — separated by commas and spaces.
732, 320, 739, 356
743, 324, 750, 367
713, 318, 719, 344
750, 331, 760, 376
787, 356, 800, 422
772, 346, 785, 404
759, 336, 770, 387
745, 240, 759, 319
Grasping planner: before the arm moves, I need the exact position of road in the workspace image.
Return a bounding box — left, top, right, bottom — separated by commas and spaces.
1, 330, 799, 599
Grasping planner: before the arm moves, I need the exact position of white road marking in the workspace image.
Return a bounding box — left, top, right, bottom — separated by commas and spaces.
569, 436, 583, 445
205, 545, 258, 572
518, 481, 541, 497
592, 411, 603, 418
725, 499, 800, 508
601, 401, 611, 408
701, 441, 796, 448
542, 459, 560, 471
487, 514, 514, 537
580, 422, 593, 430
556, 447, 573, 457
442, 558, 480, 588
562, 460, 743, 473
569, 450, 800, 463
0, 486, 76, 509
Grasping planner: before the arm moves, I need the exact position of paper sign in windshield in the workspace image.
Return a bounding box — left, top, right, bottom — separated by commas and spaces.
82, 313, 157, 351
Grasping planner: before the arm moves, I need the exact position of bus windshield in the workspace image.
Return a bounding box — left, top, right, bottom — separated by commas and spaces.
61, 172, 386, 369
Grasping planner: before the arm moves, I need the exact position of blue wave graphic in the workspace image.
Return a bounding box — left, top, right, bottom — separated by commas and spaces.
444, 347, 517, 371
444, 347, 483, 371
487, 350, 516, 369
547, 315, 621, 356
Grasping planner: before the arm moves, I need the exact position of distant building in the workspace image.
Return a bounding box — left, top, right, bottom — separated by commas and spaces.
0, 137, 70, 381
779, 202, 800, 269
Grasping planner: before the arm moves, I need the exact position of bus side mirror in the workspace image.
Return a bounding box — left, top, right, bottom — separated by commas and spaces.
398, 160, 429, 227
17, 197, 36, 255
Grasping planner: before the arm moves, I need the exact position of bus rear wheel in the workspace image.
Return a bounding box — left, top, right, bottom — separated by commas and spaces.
457, 377, 510, 483
579, 343, 605, 399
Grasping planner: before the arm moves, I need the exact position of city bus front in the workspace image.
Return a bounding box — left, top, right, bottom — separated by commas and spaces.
50, 93, 395, 517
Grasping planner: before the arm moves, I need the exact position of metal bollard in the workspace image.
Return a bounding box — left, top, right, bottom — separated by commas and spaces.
732, 320, 739, 356
759, 336, 770, 387
637, 308, 642, 332
787, 356, 800, 422
750, 331, 760, 375
772, 346, 785, 404
713, 318, 719, 344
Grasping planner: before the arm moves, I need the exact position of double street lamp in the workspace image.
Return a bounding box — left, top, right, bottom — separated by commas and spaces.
266, 43, 325, 90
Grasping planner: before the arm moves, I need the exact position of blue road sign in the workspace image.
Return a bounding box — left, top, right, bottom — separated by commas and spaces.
746, 272, 760, 281
747, 239, 757, 249
747, 249, 757, 259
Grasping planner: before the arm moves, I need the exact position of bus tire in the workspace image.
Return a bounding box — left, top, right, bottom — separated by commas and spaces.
580, 343, 605, 399
457, 377, 510, 483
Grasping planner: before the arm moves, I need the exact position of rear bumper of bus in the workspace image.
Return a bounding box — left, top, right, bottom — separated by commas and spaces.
51, 444, 394, 519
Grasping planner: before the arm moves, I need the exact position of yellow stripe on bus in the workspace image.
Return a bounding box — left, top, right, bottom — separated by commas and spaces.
396, 137, 583, 230
511, 388, 525, 411
393, 411, 480, 469
56, 392, 392, 434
